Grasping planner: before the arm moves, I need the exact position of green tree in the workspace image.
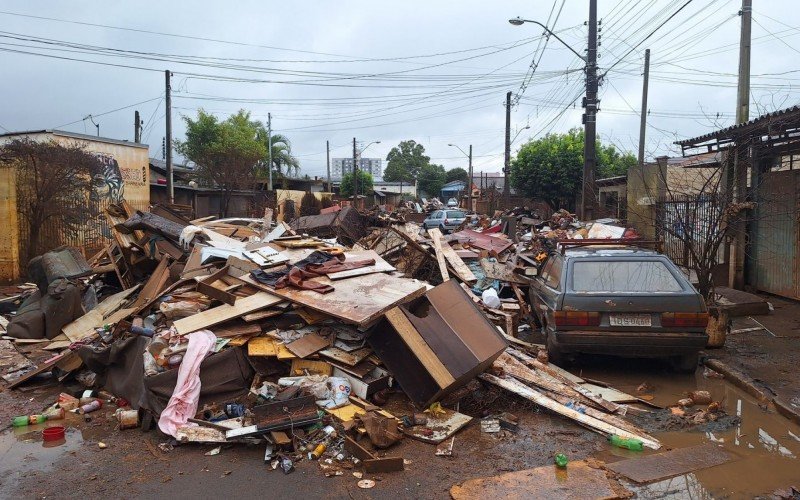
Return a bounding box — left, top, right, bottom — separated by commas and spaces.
340, 170, 374, 197
176, 109, 266, 217
445, 167, 469, 185
510, 128, 635, 211
417, 163, 446, 198
384, 140, 430, 183
259, 132, 300, 178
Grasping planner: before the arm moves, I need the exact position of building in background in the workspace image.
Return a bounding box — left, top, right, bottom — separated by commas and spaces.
331, 157, 382, 180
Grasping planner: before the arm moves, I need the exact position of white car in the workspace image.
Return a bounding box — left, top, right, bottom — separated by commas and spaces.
446, 198, 459, 207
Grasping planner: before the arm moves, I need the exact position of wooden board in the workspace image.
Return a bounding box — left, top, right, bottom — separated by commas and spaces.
606, 444, 732, 484
241, 272, 426, 326
401, 408, 471, 444
211, 322, 262, 338
432, 231, 476, 283
242, 309, 284, 322
427, 228, 450, 282
130, 256, 171, 310
480, 258, 530, 284
327, 250, 396, 280
62, 310, 103, 342
319, 346, 372, 366
247, 337, 279, 356
451, 461, 619, 500
289, 358, 333, 376
286, 333, 330, 358
384, 307, 455, 389
173, 291, 283, 335
364, 457, 404, 473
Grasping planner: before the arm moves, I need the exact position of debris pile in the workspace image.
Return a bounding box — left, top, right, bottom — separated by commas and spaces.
0, 200, 677, 486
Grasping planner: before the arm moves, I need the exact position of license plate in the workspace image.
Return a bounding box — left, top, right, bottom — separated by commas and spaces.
609, 314, 651, 327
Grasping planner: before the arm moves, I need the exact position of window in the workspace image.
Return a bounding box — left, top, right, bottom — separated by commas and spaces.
571, 260, 683, 293
446, 211, 465, 218
540, 256, 562, 290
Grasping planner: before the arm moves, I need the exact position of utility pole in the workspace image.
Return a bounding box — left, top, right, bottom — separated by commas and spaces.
134, 110, 141, 143
638, 49, 650, 166
732, 0, 752, 289
581, 0, 599, 221
352, 137, 358, 198
503, 91, 512, 208
326, 140, 331, 192
468, 144, 473, 212
165, 69, 174, 204
267, 113, 273, 191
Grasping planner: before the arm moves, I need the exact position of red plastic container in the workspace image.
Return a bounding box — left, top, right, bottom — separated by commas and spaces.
42, 426, 65, 441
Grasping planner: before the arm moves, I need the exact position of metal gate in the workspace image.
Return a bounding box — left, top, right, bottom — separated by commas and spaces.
749, 169, 800, 299
655, 195, 723, 269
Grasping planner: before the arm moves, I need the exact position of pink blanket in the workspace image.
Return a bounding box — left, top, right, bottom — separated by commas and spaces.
157, 330, 217, 437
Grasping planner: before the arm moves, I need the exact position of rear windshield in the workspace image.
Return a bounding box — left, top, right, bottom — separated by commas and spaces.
446, 211, 465, 218
571, 260, 683, 293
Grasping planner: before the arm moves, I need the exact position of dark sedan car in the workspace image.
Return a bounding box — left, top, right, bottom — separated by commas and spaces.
529, 244, 708, 372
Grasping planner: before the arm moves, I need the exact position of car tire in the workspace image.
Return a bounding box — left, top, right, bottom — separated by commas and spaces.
545, 330, 566, 366
671, 352, 699, 373
439, 224, 447, 234
422, 223, 427, 230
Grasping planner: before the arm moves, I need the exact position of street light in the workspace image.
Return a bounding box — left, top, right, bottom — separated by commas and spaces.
354, 140, 381, 196
512, 125, 531, 144
508, 17, 587, 62
448, 143, 473, 212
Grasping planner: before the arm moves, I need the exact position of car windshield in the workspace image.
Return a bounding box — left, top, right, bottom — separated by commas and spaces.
571, 260, 683, 293
446, 211, 465, 218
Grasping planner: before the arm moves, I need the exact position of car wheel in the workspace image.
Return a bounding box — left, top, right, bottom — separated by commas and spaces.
422, 223, 427, 230
671, 352, 699, 373
545, 330, 566, 366
439, 224, 447, 234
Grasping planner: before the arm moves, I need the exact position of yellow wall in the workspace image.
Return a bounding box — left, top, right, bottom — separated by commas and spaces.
0, 132, 150, 282
276, 189, 332, 222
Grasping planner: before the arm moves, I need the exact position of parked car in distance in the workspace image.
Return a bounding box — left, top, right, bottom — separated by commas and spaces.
423, 209, 466, 233
528, 243, 708, 372
447, 198, 459, 207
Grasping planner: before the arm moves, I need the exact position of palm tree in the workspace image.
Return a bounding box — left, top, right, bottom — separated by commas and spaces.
268, 134, 300, 177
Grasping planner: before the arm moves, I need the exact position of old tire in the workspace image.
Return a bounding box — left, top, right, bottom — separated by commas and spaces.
546, 331, 566, 366
672, 352, 699, 373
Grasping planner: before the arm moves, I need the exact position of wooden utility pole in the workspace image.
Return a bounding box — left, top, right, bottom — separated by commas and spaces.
503, 91, 512, 208
732, 0, 752, 289
638, 49, 650, 166
581, 0, 599, 221
326, 140, 331, 192
468, 144, 473, 212
165, 69, 174, 204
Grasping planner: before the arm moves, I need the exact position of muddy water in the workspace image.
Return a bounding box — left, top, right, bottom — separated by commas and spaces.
0, 413, 102, 491
574, 358, 800, 497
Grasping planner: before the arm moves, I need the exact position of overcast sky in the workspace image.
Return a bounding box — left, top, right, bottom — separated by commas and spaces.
1, 0, 798, 178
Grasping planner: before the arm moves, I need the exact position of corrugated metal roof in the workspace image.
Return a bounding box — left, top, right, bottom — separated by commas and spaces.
0, 129, 149, 149
676, 106, 800, 146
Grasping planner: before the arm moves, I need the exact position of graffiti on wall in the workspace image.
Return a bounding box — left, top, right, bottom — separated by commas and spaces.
91, 153, 125, 204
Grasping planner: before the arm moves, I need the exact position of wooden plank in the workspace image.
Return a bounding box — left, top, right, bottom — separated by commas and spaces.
289, 358, 333, 376
241, 272, 426, 326
327, 250, 396, 280
7, 351, 69, 389
286, 333, 330, 358
606, 444, 732, 484
248, 337, 278, 356
384, 307, 455, 389
242, 309, 283, 322
344, 436, 374, 461
319, 346, 372, 366
479, 373, 661, 450
95, 285, 140, 317
427, 228, 450, 282
401, 408, 471, 444
434, 233, 476, 283
364, 457, 404, 473
480, 258, 530, 284
173, 291, 283, 335
62, 310, 103, 342
211, 322, 262, 338
130, 256, 171, 310
196, 265, 238, 305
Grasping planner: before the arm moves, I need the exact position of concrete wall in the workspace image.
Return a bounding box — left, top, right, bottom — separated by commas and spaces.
626, 161, 666, 239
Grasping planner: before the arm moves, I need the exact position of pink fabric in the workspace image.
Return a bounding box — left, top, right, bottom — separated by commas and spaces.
157, 330, 217, 437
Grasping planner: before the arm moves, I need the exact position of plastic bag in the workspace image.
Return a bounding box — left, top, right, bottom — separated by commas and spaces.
481, 288, 501, 309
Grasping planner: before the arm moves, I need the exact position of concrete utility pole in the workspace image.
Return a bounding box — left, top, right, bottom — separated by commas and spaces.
267, 113, 273, 191
326, 140, 331, 192
503, 91, 512, 208
732, 0, 752, 289
352, 137, 358, 197
638, 49, 650, 166
134, 110, 141, 143
165, 69, 174, 204
582, 0, 599, 221
736, 0, 752, 124
468, 144, 473, 212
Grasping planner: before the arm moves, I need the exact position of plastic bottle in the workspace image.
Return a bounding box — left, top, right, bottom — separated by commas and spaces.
608, 435, 644, 451
79, 399, 103, 414
554, 453, 568, 468
143, 350, 159, 377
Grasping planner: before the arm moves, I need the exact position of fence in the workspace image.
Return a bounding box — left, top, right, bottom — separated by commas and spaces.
655, 195, 724, 269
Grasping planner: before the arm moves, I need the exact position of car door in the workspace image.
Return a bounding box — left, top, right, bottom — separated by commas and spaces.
530, 255, 564, 331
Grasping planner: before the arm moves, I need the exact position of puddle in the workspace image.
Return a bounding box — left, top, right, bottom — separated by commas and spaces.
0, 414, 92, 491
574, 358, 800, 497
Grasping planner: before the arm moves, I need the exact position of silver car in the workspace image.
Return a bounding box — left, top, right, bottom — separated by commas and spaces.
423, 210, 466, 233
529, 244, 708, 372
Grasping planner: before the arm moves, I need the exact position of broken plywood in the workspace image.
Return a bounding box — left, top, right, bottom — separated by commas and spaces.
173, 291, 283, 335
241, 272, 426, 326
427, 228, 450, 282
605, 444, 732, 484
450, 461, 620, 500
327, 250, 396, 280
402, 408, 472, 444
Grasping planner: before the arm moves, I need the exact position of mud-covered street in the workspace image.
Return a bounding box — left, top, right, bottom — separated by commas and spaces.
3, 293, 799, 499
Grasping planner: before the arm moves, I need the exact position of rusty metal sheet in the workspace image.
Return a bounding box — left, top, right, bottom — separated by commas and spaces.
450, 228, 513, 254
606, 444, 732, 484
451, 461, 620, 500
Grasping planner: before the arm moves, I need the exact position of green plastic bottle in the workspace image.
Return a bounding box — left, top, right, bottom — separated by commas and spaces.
554, 453, 568, 468
609, 435, 644, 451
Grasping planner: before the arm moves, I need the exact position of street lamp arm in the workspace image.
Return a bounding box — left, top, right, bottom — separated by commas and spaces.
448, 143, 468, 158
508, 18, 587, 62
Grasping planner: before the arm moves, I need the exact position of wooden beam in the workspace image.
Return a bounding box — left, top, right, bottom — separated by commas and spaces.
173, 291, 282, 335
384, 307, 455, 389
427, 228, 450, 282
